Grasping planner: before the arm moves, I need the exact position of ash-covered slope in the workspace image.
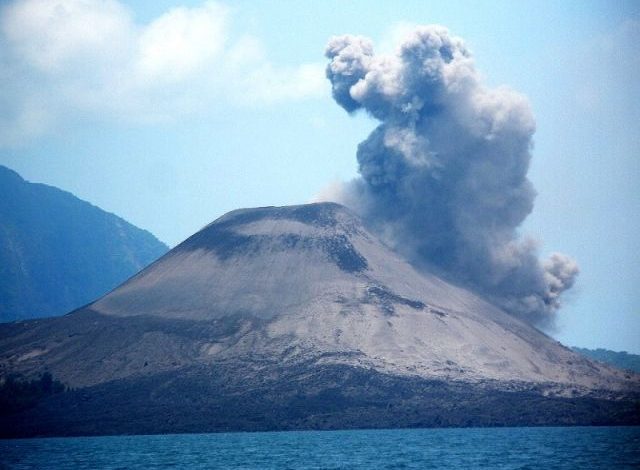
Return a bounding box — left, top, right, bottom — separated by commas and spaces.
0, 203, 638, 436
89, 202, 629, 390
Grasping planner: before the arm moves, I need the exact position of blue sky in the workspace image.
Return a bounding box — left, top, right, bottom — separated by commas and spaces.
0, 0, 638, 352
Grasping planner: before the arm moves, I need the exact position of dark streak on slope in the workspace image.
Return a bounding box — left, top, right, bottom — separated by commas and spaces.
364, 285, 425, 315
177, 203, 368, 273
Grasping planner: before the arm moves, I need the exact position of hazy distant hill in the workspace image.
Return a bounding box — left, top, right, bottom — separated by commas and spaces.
573, 347, 640, 373
0, 165, 168, 322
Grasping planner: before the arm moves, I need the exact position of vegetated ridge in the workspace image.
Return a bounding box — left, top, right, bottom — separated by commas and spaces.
0, 165, 168, 322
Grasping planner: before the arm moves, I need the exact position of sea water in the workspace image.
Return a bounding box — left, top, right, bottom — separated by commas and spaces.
1, 426, 639, 469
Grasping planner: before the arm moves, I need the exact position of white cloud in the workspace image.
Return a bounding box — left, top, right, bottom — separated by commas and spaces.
136, 2, 228, 83
0, 0, 327, 146
2, 0, 133, 72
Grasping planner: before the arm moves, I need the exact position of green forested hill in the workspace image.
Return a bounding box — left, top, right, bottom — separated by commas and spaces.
572, 347, 640, 373
0, 165, 168, 322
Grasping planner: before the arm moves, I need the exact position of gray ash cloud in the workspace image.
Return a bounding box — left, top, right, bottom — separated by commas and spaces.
323, 25, 578, 327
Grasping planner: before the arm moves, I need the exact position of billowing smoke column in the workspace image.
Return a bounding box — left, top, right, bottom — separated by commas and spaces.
324, 26, 578, 327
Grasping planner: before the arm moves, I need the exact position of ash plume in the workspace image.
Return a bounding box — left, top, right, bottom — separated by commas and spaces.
324, 25, 578, 327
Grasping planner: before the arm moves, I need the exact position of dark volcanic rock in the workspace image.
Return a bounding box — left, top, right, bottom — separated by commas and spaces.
1, 364, 638, 438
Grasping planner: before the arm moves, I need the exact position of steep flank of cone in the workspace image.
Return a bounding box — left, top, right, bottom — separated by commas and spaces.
0, 202, 638, 436
3, 202, 627, 393
91, 203, 372, 321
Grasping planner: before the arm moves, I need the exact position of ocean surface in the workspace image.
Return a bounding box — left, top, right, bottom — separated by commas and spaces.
1, 426, 639, 469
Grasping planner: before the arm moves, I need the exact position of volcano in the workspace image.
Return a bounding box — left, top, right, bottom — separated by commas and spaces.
1, 202, 638, 437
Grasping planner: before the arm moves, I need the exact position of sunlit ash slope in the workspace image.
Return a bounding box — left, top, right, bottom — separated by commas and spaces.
1, 203, 638, 436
